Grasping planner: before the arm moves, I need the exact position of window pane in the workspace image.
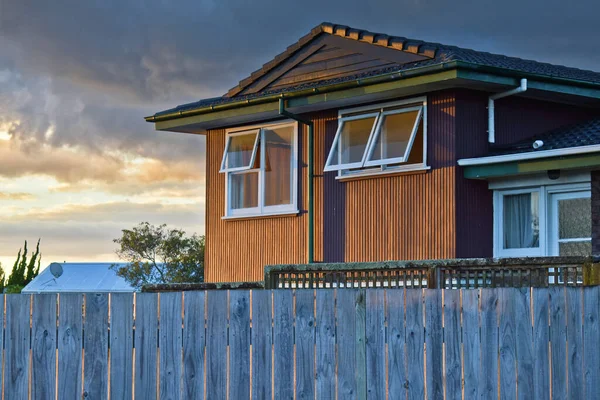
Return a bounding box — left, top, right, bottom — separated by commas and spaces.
503, 192, 539, 249
558, 198, 591, 239
225, 132, 258, 169
264, 126, 293, 206
329, 116, 376, 167
230, 172, 258, 209
368, 110, 420, 162
559, 241, 591, 256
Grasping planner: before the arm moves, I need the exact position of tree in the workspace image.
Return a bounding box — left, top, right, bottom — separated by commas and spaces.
5, 239, 41, 293
112, 222, 204, 289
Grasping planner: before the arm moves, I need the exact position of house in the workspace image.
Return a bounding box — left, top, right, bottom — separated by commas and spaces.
146, 22, 600, 283
22, 263, 134, 293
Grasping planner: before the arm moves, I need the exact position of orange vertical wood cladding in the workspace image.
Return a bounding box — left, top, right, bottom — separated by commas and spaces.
317, 92, 457, 263
205, 127, 307, 282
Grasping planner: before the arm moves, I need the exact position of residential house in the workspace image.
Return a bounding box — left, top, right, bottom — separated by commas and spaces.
146, 23, 600, 282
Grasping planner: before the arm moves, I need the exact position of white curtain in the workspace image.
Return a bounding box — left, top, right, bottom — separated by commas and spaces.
503, 193, 539, 249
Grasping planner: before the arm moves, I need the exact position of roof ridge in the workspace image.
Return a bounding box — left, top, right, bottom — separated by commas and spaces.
224, 22, 438, 98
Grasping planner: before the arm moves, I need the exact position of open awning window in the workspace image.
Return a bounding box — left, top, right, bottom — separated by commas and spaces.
324, 104, 424, 172
219, 129, 260, 172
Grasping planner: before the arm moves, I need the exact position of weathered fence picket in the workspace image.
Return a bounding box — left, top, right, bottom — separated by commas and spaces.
58, 293, 83, 399
182, 291, 205, 400
229, 290, 250, 400
532, 289, 550, 400
206, 290, 227, 400
32, 294, 56, 400
159, 292, 182, 400
135, 292, 157, 400
251, 290, 271, 400
5, 294, 30, 400
386, 289, 406, 400
83, 293, 109, 400
110, 292, 134, 400
0, 287, 597, 399
295, 290, 315, 400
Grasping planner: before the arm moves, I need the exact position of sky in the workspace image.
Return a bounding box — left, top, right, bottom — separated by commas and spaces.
1, 0, 599, 269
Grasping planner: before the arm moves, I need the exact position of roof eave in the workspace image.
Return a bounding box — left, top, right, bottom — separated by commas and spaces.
147, 61, 600, 128
145, 61, 461, 124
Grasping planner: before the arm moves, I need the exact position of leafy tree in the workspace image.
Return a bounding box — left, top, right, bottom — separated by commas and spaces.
112, 222, 204, 289
5, 239, 41, 293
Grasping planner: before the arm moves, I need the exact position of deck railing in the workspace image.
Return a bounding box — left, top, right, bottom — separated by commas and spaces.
264, 256, 600, 289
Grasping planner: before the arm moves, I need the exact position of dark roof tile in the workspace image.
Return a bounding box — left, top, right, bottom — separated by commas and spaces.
154, 22, 600, 118
492, 118, 600, 155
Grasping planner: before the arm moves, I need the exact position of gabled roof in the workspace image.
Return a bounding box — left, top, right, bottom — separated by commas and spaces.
148, 22, 600, 123
492, 118, 600, 155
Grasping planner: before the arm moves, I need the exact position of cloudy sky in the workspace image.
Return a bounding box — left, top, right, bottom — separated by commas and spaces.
0, 0, 598, 269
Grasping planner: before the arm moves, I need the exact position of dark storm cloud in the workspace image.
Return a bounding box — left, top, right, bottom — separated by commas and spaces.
1, 0, 599, 176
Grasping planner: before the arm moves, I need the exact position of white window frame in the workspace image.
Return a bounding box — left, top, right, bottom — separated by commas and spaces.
493, 180, 591, 257
323, 97, 428, 177
494, 187, 545, 258
222, 121, 298, 218
324, 112, 379, 171
363, 105, 424, 167
219, 128, 260, 173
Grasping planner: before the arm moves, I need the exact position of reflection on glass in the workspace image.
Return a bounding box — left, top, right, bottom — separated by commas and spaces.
329, 117, 376, 167
503, 192, 539, 249
225, 133, 257, 169
369, 110, 420, 162
230, 172, 258, 209
558, 198, 591, 239
264, 126, 293, 206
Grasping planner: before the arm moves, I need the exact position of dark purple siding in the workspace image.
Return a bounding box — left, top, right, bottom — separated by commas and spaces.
494, 95, 596, 145
455, 90, 494, 257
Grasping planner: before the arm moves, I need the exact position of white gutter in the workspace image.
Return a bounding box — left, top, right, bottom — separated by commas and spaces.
458, 144, 600, 166
488, 79, 528, 143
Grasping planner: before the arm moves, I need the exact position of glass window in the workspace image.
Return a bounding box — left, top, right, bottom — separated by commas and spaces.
557, 196, 591, 256
325, 115, 377, 171
264, 125, 294, 207
365, 107, 422, 166
230, 172, 259, 209
220, 129, 260, 172
324, 100, 426, 173
220, 123, 297, 217
502, 192, 540, 249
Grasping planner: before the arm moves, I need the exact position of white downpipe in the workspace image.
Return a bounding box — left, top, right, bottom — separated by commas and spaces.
488, 78, 528, 143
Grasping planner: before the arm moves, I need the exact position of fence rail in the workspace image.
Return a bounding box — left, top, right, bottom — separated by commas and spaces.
1, 287, 599, 399
265, 256, 600, 289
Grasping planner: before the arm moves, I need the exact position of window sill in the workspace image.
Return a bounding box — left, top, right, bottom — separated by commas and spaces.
336, 166, 431, 182
222, 210, 300, 221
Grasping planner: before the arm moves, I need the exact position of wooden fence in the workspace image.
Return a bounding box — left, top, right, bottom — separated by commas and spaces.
2, 287, 599, 399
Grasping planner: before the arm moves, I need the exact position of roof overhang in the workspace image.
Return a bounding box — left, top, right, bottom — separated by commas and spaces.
458, 145, 600, 179
147, 61, 600, 134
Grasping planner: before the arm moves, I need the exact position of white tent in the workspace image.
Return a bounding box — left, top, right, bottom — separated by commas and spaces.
22, 263, 134, 293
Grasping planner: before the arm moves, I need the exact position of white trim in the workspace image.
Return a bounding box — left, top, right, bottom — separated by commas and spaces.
457, 144, 600, 166
223, 121, 298, 218
221, 210, 300, 220
337, 96, 427, 117
335, 165, 430, 181
493, 180, 592, 257
494, 187, 544, 258
323, 96, 428, 177
548, 190, 591, 256
489, 170, 591, 190
323, 113, 379, 172
219, 128, 260, 173
363, 106, 423, 167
